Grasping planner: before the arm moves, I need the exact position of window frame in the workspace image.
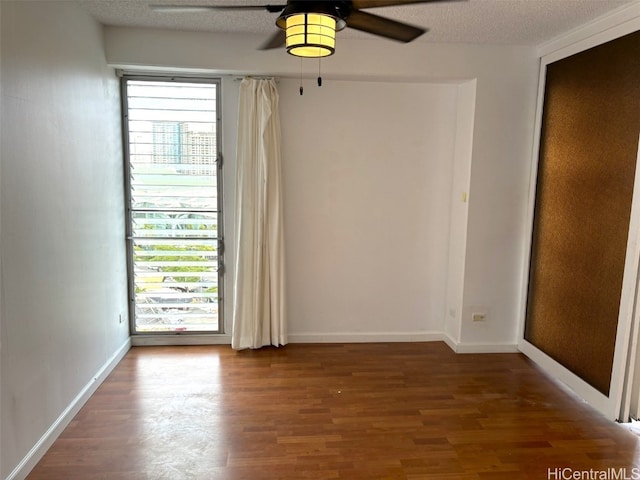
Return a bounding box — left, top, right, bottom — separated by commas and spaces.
120, 73, 225, 337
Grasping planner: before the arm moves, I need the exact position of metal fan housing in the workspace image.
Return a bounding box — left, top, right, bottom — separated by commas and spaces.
275, 1, 348, 31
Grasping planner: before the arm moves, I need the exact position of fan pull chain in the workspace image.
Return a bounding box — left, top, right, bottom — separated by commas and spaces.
299, 57, 304, 96
317, 56, 322, 87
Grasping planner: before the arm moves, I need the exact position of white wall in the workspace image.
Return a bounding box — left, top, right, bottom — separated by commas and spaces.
444, 80, 476, 344
0, 2, 129, 478
280, 79, 458, 341
104, 27, 539, 350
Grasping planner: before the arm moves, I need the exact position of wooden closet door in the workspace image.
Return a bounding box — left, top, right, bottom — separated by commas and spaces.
525, 30, 640, 396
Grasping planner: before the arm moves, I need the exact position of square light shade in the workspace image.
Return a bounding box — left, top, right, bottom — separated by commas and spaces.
285, 13, 336, 57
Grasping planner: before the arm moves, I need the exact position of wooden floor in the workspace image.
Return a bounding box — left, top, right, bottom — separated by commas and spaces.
27, 342, 640, 479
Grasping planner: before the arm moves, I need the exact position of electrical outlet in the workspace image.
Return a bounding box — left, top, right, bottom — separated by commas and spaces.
472, 312, 487, 322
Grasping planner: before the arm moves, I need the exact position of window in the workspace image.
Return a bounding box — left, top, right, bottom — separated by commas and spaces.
121, 76, 223, 334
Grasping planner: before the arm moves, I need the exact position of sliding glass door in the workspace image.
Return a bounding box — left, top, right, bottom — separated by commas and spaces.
122, 76, 223, 334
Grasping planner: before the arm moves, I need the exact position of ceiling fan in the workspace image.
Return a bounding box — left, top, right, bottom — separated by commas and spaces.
152, 0, 454, 57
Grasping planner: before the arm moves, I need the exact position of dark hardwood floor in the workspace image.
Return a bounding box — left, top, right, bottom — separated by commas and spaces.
26, 342, 640, 479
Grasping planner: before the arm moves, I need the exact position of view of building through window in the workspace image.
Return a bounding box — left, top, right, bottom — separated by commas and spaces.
123, 78, 222, 333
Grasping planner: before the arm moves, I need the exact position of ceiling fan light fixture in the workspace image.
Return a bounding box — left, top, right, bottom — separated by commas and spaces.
285, 13, 336, 57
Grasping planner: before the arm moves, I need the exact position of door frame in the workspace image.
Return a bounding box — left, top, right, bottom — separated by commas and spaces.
518, 13, 640, 420
120, 72, 225, 338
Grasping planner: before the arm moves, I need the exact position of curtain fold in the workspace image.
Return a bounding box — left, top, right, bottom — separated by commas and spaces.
231, 78, 286, 350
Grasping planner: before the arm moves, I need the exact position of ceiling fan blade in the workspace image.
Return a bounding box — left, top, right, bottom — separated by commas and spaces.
259, 30, 286, 50
150, 4, 286, 13
352, 0, 456, 8
345, 10, 426, 43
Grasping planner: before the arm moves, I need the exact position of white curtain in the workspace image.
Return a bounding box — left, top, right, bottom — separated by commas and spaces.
231, 78, 286, 350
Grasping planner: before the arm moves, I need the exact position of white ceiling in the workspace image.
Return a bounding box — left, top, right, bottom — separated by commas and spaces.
77, 0, 635, 45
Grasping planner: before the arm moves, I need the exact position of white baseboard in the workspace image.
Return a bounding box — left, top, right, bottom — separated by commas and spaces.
455, 343, 519, 353
287, 332, 444, 343
518, 339, 612, 419
129, 332, 514, 351
444, 334, 519, 353
443, 333, 458, 352
6, 338, 132, 480
131, 334, 231, 346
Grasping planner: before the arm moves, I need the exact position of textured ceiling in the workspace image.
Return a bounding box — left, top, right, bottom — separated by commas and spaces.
77, 0, 635, 45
